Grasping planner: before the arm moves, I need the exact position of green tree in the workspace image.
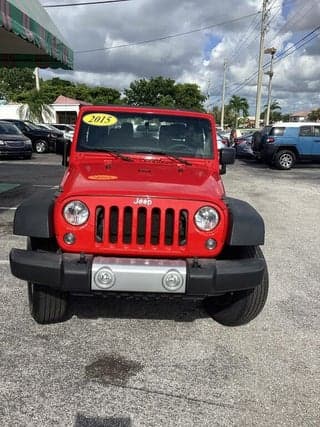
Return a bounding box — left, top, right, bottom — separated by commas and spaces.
281, 113, 290, 122
210, 105, 221, 124
228, 95, 249, 127
40, 78, 74, 103
13, 76, 122, 112
308, 108, 320, 121
174, 83, 206, 111
124, 76, 176, 106
87, 86, 121, 104
0, 68, 35, 101
18, 89, 52, 122
262, 99, 281, 123
124, 77, 206, 110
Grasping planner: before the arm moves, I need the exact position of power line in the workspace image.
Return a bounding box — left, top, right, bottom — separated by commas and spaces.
272, 0, 316, 39
75, 11, 261, 53
229, 25, 320, 96
43, 0, 132, 8
228, 29, 319, 95
228, 13, 261, 65
273, 29, 320, 64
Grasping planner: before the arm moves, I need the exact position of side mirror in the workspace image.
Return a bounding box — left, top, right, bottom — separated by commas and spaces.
220, 147, 235, 165
219, 147, 235, 175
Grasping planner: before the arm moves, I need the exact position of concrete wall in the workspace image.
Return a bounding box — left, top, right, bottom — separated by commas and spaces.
0, 103, 21, 120
0, 103, 79, 123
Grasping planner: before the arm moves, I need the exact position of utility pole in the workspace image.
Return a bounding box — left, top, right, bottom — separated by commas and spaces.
264, 47, 276, 125
33, 67, 40, 91
254, 0, 269, 129
220, 61, 227, 130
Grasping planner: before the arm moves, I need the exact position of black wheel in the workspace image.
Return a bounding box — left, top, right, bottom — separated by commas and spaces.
274, 150, 296, 170
34, 140, 48, 153
204, 246, 268, 326
28, 283, 68, 324
24, 154, 32, 160
27, 238, 68, 324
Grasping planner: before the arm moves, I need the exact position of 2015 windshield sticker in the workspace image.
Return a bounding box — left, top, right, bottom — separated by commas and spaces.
83, 113, 118, 126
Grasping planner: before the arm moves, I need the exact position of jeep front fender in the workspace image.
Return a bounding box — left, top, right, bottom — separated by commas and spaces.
13, 189, 57, 238
225, 197, 265, 246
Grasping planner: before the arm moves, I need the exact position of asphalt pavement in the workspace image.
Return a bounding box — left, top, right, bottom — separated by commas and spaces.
0, 154, 319, 426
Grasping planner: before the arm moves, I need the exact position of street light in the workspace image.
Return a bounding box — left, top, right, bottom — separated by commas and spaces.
264, 47, 277, 125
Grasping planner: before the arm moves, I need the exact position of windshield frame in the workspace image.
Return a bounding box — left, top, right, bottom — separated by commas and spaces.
76, 111, 214, 160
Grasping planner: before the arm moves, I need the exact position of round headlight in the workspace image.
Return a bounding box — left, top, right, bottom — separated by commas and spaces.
63, 200, 89, 225
194, 206, 219, 231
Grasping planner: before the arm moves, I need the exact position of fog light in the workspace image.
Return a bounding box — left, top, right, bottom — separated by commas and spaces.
206, 238, 217, 250
63, 232, 76, 245
162, 269, 183, 292
94, 267, 115, 289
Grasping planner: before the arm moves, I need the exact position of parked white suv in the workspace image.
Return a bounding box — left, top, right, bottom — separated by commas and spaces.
51, 124, 74, 141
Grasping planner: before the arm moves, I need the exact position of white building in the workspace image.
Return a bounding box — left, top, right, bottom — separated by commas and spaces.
289, 111, 311, 122
0, 95, 92, 124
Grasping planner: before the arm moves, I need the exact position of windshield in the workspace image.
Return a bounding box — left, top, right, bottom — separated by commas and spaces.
77, 112, 213, 159
0, 122, 22, 135
24, 120, 43, 130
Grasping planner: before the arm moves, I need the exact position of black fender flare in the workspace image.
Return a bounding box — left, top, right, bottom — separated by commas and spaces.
224, 197, 265, 246
13, 189, 57, 238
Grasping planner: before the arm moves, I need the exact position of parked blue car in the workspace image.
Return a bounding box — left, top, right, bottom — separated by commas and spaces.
233, 132, 254, 158
257, 122, 320, 169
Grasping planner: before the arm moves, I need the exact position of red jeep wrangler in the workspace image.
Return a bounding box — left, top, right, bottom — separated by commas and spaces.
10, 106, 268, 325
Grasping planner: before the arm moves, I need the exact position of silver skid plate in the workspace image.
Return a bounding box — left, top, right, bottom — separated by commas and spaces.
91, 257, 186, 293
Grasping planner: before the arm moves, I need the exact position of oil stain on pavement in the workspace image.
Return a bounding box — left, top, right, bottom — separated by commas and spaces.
85, 353, 143, 386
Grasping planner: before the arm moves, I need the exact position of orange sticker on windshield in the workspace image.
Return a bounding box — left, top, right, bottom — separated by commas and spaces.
88, 175, 118, 180
83, 113, 118, 127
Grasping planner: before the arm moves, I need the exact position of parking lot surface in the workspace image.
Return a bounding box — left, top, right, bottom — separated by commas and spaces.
0, 155, 319, 426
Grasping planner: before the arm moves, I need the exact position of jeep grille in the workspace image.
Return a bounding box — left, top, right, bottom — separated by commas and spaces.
95, 206, 188, 247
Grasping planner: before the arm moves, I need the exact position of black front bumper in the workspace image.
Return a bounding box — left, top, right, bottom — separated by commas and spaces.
0, 148, 32, 157
10, 249, 266, 296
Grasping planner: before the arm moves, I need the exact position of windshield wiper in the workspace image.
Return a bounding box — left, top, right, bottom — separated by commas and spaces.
81, 146, 133, 161
135, 150, 192, 166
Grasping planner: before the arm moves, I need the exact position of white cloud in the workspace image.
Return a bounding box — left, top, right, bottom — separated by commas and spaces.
40, 0, 320, 114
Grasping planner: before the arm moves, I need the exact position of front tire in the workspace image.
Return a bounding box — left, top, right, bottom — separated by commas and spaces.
28, 283, 68, 324
27, 237, 68, 324
34, 140, 48, 153
274, 150, 296, 170
204, 246, 268, 326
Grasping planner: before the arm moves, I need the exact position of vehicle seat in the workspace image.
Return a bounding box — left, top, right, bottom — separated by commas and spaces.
120, 122, 134, 138
88, 126, 108, 148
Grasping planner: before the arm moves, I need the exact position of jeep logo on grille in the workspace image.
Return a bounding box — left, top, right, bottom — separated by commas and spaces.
133, 197, 152, 206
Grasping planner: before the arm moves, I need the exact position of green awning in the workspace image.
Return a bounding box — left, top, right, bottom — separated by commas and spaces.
0, 0, 73, 69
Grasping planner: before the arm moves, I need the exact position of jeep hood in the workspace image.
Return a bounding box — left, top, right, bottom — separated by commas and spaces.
61, 158, 225, 201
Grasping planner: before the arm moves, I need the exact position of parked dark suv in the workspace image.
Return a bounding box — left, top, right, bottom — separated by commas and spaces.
1, 119, 60, 154
0, 121, 33, 159
255, 122, 320, 169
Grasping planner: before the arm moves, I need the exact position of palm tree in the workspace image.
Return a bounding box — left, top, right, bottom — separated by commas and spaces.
262, 99, 281, 123
211, 105, 221, 123
308, 108, 320, 121
228, 95, 249, 127
18, 89, 52, 123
